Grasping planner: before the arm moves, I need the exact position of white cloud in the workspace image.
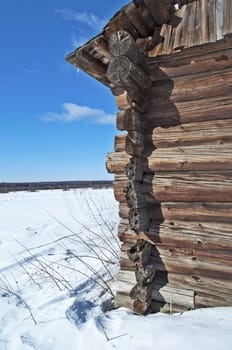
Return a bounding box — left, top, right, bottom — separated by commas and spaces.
70, 33, 90, 50
40, 103, 115, 125
55, 8, 106, 31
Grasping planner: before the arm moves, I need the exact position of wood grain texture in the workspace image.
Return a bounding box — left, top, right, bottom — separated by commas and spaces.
149, 119, 232, 148
143, 171, 232, 202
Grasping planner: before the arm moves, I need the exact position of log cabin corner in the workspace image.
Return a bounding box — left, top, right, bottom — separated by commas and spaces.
66, 0, 232, 314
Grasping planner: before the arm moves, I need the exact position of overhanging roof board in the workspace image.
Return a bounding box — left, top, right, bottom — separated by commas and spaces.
66, 0, 232, 86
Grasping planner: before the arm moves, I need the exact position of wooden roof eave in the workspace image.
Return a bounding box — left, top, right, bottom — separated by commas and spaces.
65, 33, 112, 87
66, 0, 232, 86
65, 0, 175, 86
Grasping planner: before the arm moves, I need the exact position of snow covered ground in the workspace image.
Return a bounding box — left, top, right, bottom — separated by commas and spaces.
0, 188, 232, 350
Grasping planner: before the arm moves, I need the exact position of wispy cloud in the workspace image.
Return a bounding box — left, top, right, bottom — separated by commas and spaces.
55, 8, 106, 31
70, 33, 89, 49
40, 103, 115, 125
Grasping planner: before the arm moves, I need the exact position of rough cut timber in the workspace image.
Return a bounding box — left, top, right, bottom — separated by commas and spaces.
66, 0, 232, 314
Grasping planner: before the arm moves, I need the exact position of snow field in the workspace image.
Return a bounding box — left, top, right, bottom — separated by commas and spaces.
0, 188, 232, 350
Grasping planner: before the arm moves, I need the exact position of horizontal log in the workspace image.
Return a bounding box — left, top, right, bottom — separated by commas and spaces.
117, 108, 142, 131
124, 3, 151, 38
160, 202, 232, 223
148, 35, 232, 65
116, 91, 146, 113
119, 202, 130, 219
147, 220, 232, 250
144, 142, 232, 172
114, 134, 126, 152
137, 1, 157, 32
151, 284, 194, 308
115, 292, 134, 309
120, 247, 232, 280
159, 272, 232, 299
143, 171, 232, 202
106, 151, 130, 174
122, 240, 232, 271
116, 92, 130, 110
148, 119, 232, 148
153, 245, 232, 266
114, 175, 129, 203
150, 300, 189, 314
149, 67, 232, 104
144, 93, 232, 128
149, 53, 232, 81
116, 270, 136, 295
148, 249, 232, 280
142, 0, 169, 26
116, 269, 232, 310
149, 256, 232, 281
194, 292, 232, 308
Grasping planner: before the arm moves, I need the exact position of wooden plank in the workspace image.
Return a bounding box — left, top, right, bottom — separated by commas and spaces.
151, 284, 194, 308
142, 0, 169, 26
148, 67, 232, 104
193, 0, 201, 46
117, 108, 142, 132
173, 5, 186, 50
150, 35, 232, 65
201, 0, 209, 44
116, 92, 130, 110
162, 272, 232, 298
104, 10, 139, 40
144, 93, 232, 128
143, 171, 232, 202
119, 202, 130, 219
114, 134, 126, 152
179, 3, 192, 49
162, 24, 173, 55
160, 202, 232, 223
147, 220, 232, 250
187, 0, 197, 47
115, 292, 134, 309
148, 119, 232, 148
106, 151, 130, 174
144, 141, 232, 172
216, 0, 223, 40
223, 0, 232, 36
150, 251, 232, 280
124, 3, 151, 37
150, 300, 189, 313
149, 53, 232, 81
114, 175, 128, 203
154, 245, 232, 265
66, 49, 109, 86
208, 0, 217, 42
195, 292, 232, 307
94, 36, 112, 61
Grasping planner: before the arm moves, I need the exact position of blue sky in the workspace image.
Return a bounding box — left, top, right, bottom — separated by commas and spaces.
0, 0, 128, 182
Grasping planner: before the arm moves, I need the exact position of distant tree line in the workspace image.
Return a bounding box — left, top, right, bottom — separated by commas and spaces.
0, 181, 113, 193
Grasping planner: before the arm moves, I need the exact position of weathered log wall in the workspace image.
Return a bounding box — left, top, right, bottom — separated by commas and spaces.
106, 32, 232, 314
67, 0, 232, 314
